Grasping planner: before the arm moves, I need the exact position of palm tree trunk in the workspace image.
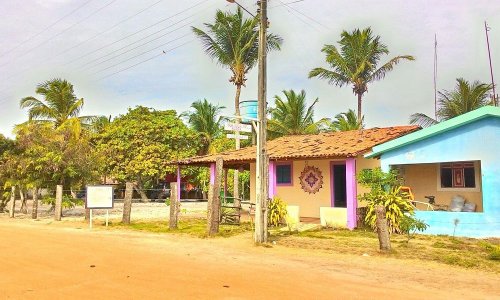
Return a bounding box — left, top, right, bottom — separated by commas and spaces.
357, 93, 363, 121
233, 84, 242, 207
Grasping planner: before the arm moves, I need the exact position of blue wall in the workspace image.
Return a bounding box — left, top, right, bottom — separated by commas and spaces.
379, 117, 500, 238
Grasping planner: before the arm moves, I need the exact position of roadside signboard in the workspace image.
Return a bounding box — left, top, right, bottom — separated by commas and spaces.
226, 133, 249, 140
224, 122, 252, 133
86, 185, 114, 209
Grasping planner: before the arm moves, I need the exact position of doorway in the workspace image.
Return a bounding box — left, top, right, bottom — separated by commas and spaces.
332, 163, 347, 207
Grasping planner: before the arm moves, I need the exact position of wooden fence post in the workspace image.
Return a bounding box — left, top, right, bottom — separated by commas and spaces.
122, 182, 133, 224
31, 187, 38, 219
9, 186, 15, 218
207, 157, 223, 237
375, 205, 391, 252
169, 182, 180, 229
54, 185, 63, 221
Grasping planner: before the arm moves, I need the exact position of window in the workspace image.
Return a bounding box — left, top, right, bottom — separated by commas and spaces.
276, 163, 292, 185
440, 162, 476, 188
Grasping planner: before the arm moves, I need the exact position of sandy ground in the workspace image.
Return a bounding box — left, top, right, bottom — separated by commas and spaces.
1, 217, 499, 300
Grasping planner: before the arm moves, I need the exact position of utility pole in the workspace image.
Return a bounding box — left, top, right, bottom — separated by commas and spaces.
255, 0, 268, 244
485, 21, 497, 106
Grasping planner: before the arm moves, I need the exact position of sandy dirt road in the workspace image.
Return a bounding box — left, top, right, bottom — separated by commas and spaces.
0, 219, 499, 300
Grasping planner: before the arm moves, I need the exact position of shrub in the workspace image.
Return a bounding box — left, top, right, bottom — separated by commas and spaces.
357, 168, 414, 233
400, 215, 428, 243
268, 196, 288, 227
41, 194, 84, 210
488, 247, 500, 261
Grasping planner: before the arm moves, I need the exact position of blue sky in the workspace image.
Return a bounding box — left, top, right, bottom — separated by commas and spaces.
0, 0, 499, 137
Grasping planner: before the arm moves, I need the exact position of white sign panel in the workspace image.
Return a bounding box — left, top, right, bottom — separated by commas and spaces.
224, 122, 252, 133
226, 133, 249, 140
86, 185, 114, 209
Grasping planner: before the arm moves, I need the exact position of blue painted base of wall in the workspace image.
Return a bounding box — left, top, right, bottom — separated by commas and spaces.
415, 211, 500, 238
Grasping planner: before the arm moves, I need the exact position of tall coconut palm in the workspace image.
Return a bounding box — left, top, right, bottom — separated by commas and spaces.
192, 7, 282, 118
184, 99, 225, 155
19, 78, 99, 136
329, 109, 364, 131
410, 78, 493, 127
268, 89, 327, 138
193, 8, 282, 201
309, 27, 414, 121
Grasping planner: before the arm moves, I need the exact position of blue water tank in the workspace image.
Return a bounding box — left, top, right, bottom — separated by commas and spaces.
239, 100, 258, 123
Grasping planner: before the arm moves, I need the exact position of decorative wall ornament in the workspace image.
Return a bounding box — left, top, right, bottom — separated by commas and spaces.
299, 165, 324, 194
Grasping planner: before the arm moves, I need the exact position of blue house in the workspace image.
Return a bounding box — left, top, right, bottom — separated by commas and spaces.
366, 106, 500, 238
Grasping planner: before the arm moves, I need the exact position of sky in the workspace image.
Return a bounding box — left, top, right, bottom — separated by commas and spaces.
0, 0, 499, 137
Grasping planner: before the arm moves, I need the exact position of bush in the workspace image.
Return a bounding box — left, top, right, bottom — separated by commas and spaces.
488, 247, 500, 261
400, 215, 428, 243
358, 168, 414, 233
41, 194, 84, 210
268, 196, 288, 227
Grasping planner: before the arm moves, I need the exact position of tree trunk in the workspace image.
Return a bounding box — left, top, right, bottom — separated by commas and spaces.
375, 205, 391, 252
207, 157, 223, 237
85, 208, 90, 221
122, 182, 133, 224
134, 181, 149, 203
31, 187, 38, 219
169, 182, 180, 230
54, 185, 63, 221
233, 84, 242, 208
9, 186, 15, 218
357, 93, 363, 121
19, 188, 27, 214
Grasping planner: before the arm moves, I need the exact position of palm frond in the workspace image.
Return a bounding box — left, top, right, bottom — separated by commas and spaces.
409, 113, 438, 128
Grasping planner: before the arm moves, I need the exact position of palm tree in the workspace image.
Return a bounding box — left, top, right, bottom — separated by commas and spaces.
184, 99, 225, 155
192, 8, 282, 118
410, 78, 492, 127
309, 27, 414, 121
329, 109, 364, 131
268, 89, 327, 138
19, 78, 99, 135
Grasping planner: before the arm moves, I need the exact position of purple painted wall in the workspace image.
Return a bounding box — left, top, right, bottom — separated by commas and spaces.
269, 161, 276, 199
346, 158, 357, 229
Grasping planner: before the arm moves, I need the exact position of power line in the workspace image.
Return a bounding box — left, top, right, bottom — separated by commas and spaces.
277, 0, 330, 31
57, 0, 165, 57
65, 0, 210, 66
0, 0, 118, 69
0, 0, 95, 58
98, 40, 194, 80
0, 0, 212, 88
92, 33, 192, 75
78, 10, 203, 71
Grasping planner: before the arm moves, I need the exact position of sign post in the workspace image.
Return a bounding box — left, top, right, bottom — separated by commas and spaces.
86, 185, 114, 230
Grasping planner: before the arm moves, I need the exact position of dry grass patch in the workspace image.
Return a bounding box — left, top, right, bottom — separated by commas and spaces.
108, 218, 252, 238
270, 228, 500, 273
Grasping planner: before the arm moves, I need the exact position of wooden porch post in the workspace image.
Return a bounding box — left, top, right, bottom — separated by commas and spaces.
177, 165, 181, 202
207, 157, 223, 236
346, 158, 357, 229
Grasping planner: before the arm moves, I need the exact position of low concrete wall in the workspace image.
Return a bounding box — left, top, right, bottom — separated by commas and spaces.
415, 211, 500, 238
320, 207, 347, 228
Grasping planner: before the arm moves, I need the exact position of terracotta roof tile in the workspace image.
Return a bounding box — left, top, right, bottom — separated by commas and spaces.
177, 126, 420, 165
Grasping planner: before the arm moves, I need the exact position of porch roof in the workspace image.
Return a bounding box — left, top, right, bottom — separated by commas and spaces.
365, 106, 500, 159
175, 126, 420, 167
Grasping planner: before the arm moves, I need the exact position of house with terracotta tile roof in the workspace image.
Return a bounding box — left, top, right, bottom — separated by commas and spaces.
175, 125, 419, 229
365, 106, 500, 237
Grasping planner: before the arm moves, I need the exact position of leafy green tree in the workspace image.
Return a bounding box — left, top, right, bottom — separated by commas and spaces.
192, 8, 282, 118
184, 99, 225, 155
268, 89, 327, 138
329, 109, 364, 131
19, 78, 101, 135
95, 106, 200, 201
410, 78, 493, 127
309, 27, 414, 120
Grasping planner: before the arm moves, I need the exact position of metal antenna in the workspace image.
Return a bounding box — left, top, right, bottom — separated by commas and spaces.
434, 33, 438, 119
485, 21, 497, 106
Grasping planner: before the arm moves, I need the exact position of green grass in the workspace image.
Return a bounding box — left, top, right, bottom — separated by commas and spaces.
108, 218, 252, 238
270, 227, 500, 273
